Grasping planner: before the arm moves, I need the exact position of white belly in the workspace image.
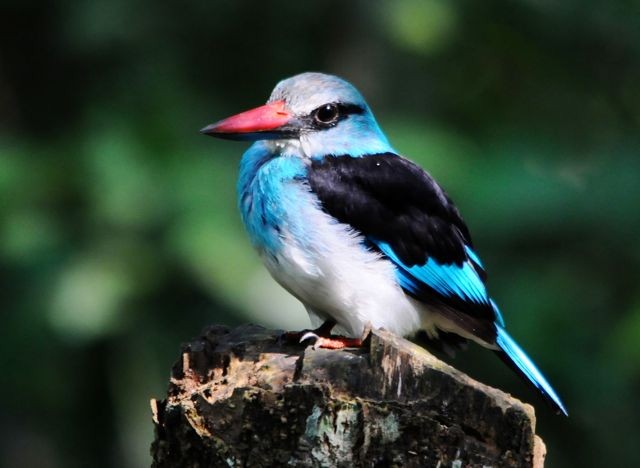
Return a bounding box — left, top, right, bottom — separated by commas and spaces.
260, 197, 424, 338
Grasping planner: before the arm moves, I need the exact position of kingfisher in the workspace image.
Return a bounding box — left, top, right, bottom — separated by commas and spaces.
201, 72, 567, 416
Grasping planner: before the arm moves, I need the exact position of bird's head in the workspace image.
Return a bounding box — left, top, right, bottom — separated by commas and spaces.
201, 72, 393, 158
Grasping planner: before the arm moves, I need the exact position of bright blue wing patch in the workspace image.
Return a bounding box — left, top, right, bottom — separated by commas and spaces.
496, 326, 568, 416
374, 240, 490, 305
491, 299, 506, 327
465, 245, 483, 268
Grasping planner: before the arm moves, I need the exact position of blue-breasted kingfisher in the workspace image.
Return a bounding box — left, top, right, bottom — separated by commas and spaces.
201, 72, 567, 416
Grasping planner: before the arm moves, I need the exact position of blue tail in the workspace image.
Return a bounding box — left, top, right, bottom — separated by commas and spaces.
495, 326, 568, 416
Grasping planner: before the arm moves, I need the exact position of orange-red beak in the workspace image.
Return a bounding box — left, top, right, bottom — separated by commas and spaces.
200, 100, 295, 141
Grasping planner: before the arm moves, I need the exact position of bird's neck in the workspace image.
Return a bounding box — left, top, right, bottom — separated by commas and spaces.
236, 142, 307, 253
237, 141, 299, 195
299, 123, 395, 159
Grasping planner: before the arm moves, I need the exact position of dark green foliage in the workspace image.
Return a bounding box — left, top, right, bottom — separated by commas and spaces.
1, 1, 639, 466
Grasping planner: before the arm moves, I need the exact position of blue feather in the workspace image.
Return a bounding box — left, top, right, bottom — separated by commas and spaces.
237, 143, 308, 253
496, 326, 568, 416
375, 240, 490, 304
491, 299, 506, 327
464, 245, 483, 268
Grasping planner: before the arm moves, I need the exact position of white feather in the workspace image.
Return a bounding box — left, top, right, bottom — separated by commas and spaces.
259, 187, 435, 338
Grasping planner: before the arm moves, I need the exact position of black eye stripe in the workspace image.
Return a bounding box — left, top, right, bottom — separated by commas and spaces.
308, 102, 365, 130
336, 103, 365, 115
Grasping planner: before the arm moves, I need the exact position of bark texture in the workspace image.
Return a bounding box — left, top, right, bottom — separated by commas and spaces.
151, 324, 546, 468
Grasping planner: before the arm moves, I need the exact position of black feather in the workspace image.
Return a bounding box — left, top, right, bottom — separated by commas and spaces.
308, 153, 471, 266
412, 329, 469, 358
307, 153, 497, 341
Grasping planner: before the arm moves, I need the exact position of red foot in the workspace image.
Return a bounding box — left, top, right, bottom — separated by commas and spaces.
280, 320, 336, 344
280, 320, 371, 350
306, 336, 364, 349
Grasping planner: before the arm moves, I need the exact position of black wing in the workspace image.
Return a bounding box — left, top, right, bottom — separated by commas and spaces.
307, 153, 497, 342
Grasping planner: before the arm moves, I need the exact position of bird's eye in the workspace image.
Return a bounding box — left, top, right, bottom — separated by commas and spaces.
314, 104, 340, 125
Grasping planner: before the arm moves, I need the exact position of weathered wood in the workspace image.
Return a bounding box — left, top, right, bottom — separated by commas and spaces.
151, 324, 546, 467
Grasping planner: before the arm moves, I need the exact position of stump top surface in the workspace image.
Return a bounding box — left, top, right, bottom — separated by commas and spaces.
152, 324, 545, 468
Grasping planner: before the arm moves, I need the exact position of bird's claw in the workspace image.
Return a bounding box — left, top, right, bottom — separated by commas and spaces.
299, 331, 320, 344
301, 334, 365, 350
280, 320, 366, 349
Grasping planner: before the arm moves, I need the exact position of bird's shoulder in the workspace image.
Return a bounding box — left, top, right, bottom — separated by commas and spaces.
307, 153, 472, 267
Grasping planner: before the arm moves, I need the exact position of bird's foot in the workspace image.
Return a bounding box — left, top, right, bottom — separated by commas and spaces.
299, 322, 372, 350
299, 333, 363, 349
279, 320, 337, 345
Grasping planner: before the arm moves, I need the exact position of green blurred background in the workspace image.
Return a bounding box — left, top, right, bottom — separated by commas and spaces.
2, 0, 639, 466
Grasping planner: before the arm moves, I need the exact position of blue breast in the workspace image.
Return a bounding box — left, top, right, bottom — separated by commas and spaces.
237, 142, 308, 254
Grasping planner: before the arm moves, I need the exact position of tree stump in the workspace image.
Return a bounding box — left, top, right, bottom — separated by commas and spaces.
150, 324, 546, 467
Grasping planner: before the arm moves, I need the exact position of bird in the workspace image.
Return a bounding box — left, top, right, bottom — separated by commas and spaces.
201, 72, 567, 416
